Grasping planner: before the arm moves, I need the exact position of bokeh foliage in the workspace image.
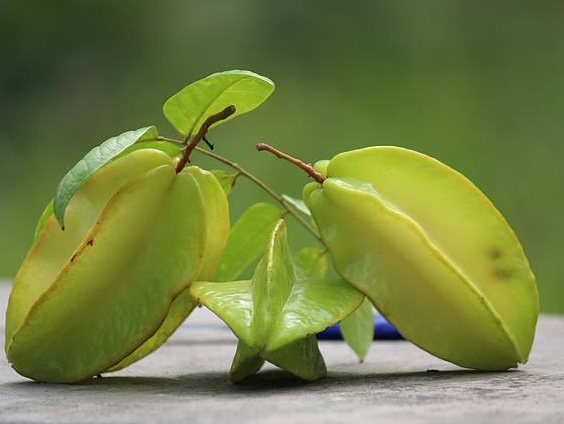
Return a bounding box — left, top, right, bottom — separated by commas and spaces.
1, 1, 563, 312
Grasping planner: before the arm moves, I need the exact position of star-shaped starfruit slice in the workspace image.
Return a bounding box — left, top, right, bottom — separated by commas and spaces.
190, 219, 365, 382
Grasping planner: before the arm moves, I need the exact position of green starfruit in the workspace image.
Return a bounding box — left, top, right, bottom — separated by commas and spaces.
5, 147, 229, 383
107, 164, 230, 372
303, 146, 539, 371
190, 219, 365, 382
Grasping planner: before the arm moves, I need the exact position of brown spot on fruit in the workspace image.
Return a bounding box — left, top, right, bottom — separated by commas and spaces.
489, 248, 502, 260
494, 268, 511, 280
69, 239, 95, 264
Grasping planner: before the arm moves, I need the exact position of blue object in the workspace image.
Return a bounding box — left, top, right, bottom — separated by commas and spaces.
316, 314, 403, 340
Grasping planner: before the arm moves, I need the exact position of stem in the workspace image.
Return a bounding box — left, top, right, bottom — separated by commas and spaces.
175, 105, 236, 173
157, 135, 323, 244
256, 143, 325, 184
193, 146, 323, 244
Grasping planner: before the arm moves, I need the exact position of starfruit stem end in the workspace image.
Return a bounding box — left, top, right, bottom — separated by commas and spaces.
255, 143, 325, 185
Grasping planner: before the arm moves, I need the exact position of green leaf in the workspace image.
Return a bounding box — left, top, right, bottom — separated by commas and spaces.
213, 202, 281, 282
295, 247, 327, 279
340, 297, 374, 362
211, 170, 238, 196
33, 199, 54, 242
53, 126, 158, 228
282, 194, 311, 216
163, 70, 275, 138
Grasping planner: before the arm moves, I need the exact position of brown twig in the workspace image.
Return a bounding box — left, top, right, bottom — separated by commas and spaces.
193, 146, 323, 244
158, 133, 323, 244
175, 105, 236, 173
255, 143, 325, 184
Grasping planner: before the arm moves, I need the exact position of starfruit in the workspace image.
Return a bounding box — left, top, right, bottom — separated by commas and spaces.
5, 147, 229, 383
303, 146, 539, 371
107, 158, 230, 372
191, 219, 364, 382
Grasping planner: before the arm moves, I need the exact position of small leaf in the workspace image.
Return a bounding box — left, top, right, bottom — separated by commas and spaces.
163, 70, 275, 137
33, 200, 54, 242
282, 194, 311, 216
211, 170, 238, 195
213, 202, 281, 282
54, 126, 158, 227
340, 297, 374, 362
295, 247, 327, 279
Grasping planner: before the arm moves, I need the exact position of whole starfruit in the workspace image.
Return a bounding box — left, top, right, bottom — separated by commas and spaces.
191, 219, 364, 382
5, 147, 229, 383
303, 146, 539, 371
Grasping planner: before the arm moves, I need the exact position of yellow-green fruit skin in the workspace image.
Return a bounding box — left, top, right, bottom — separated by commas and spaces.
5, 149, 209, 383
304, 146, 539, 371
186, 167, 231, 281
107, 166, 230, 372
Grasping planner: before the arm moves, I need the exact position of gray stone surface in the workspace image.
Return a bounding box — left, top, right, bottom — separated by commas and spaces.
0, 283, 563, 424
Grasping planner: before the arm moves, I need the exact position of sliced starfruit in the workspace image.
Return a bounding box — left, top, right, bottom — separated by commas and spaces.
191, 219, 364, 382
5, 148, 228, 382
303, 146, 539, 371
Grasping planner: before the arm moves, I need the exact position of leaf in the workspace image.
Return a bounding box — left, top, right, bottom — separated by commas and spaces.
282, 194, 311, 216
33, 199, 54, 242
211, 170, 238, 196
213, 202, 281, 282
53, 126, 158, 228
339, 297, 374, 362
295, 247, 327, 279
163, 70, 275, 138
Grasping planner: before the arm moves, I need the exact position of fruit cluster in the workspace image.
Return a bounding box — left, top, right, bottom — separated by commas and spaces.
5, 71, 538, 383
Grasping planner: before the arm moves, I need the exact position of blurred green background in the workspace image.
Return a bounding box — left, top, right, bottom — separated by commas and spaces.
1, 1, 562, 312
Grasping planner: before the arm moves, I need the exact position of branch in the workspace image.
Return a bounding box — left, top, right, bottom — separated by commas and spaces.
193, 147, 323, 244
255, 143, 325, 184
175, 105, 236, 173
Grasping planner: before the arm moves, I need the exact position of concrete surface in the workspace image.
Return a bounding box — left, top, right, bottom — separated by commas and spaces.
0, 283, 563, 424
